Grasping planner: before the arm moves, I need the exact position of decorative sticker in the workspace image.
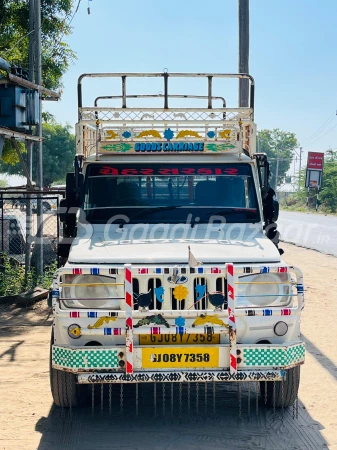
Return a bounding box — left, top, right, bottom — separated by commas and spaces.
136, 129, 162, 139
192, 314, 228, 327
134, 291, 152, 308
87, 316, 117, 329
100, 143, 133, 152
205, 143, 236, 152
174, 316, 186, 327
176, 130, 202, 139
173, 285, 189, 302
154, 286, 165, 303
163, 128, 174, 141
218, 129, 232, 139
195, 284, 206, 301
134, 314, 170, 328
106, 130, 119, 139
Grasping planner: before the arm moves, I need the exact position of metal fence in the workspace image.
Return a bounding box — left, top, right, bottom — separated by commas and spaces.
0, 193, 61, 269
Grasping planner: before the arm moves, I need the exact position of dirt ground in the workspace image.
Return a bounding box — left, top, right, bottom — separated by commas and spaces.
0, 243, 336, 450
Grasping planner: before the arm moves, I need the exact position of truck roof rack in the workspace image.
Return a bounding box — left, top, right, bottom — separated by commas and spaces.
76, 72, 256, 160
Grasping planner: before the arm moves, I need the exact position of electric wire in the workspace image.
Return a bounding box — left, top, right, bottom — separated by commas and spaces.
304, 122, 337, 146
302, 113, 335, 145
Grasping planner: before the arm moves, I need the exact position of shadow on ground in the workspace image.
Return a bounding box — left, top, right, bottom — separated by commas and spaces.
302, 333, 337, 383
35, 382, 327, 450
0, 300, 52, 338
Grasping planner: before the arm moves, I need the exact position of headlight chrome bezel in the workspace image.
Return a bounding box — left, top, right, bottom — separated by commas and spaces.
60, 274, 122, 309
236, 272, 293, 308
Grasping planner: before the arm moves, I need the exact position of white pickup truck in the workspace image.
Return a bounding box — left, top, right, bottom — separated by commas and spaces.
50, 73, 304, 410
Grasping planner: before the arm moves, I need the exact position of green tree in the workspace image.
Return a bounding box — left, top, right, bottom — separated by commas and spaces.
41, 121, 75, 186
319, 151, 337, 212
0, 0, 76, 90
0, 178, 8, 188
258, 129, 299, 189
0, 121, 75, 186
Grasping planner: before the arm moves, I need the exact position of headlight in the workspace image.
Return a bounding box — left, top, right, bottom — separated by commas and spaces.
61, 274, 121, 309
237, 273, 291, 307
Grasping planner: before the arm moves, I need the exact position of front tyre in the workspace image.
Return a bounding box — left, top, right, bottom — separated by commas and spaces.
260, 366, 300, 408
49, 329, 86, 407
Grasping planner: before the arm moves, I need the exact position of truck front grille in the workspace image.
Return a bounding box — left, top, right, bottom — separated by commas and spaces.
132, 276, 227, 311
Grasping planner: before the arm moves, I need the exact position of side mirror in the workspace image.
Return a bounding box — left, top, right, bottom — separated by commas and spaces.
66, 172, 83, 207
272, 199, 279, 222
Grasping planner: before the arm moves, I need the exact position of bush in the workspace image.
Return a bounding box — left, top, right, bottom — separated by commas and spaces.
0, 253, 57, 297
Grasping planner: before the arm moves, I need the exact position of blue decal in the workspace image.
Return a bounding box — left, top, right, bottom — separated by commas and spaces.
51, 289, 59, 297
260, 267, 270, 273
104, 328, 112, 335
195, 284, 206, 301
263, 309, 272, 316
154, 286, 165, 303
155, 268, 162, 274
175, 316, 186, 327
122, 131, 131, 139
296, 284, 304, 293
87, 312, 98, 318
197, 267, 204, 274
164, 128, 174, 141
90, 268, 100, 275
207, 131, 216, 138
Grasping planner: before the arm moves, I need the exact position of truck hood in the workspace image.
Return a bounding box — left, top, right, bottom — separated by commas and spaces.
67, 223, 281, 264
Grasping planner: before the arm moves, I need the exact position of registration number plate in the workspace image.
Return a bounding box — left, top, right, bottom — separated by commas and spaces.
142, 347, 219, 369
139, 334, 220, 345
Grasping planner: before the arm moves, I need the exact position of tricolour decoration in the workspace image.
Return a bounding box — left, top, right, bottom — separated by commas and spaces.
125, 264, 133, 374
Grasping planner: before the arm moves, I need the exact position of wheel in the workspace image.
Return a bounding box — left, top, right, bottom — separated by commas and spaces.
260, 366, 300, 408
49, 329, 87, 407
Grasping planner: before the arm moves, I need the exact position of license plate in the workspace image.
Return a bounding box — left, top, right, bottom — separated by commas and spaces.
140, 333, 220, 345
142, 347, 219, 369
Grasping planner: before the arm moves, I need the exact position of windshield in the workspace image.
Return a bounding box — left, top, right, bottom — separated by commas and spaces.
84, 163, 260, 224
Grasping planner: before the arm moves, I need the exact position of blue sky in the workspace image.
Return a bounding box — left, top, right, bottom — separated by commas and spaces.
46, 0, 337, 170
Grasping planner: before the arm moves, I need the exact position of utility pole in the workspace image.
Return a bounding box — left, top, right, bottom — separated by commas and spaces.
29, 0, 35, 83
238, 0, 249, 107
35, 0, 44, 276
298, 146, 303, 191
25, 0, 35, 278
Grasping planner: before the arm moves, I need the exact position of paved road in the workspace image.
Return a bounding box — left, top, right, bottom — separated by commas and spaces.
278, 210, 337, 256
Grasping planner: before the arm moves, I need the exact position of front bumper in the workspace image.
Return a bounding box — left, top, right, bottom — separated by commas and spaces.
52, 341, 305, 383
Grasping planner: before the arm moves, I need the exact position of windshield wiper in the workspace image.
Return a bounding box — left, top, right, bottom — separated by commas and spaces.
118, 206, 183, 228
